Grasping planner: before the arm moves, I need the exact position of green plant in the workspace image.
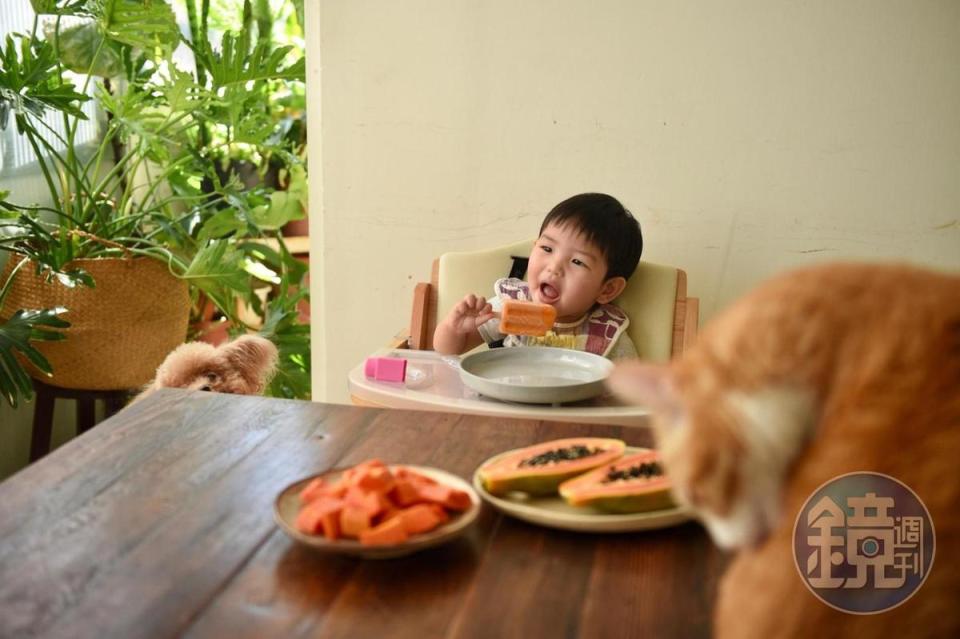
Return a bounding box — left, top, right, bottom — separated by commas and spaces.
0, 230, 69, 407
0, 0, 309, 406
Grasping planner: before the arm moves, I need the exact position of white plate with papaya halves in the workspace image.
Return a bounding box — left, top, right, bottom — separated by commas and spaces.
472, 438, 693, 533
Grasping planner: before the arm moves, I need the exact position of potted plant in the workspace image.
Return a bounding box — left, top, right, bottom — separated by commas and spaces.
0, 0, 310, 403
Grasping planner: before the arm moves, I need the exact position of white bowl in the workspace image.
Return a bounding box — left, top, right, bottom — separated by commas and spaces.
459, 347, 614, 404
274, 465, 480, 559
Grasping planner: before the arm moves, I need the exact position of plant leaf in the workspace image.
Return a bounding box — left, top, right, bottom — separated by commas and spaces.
193, 32, 304, 88
47, 20, 124, 77
0, 307, 69, 407
101, 0, 181, 54
0, 36, 89, 120
30, 1, 88, 15
259, 286, 310, 400
180, 241, 250, 312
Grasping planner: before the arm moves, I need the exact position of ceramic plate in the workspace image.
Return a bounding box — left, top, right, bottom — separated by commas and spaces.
472, 447, 694, 533
459, 347, 614, 404
275, 465, 481, 559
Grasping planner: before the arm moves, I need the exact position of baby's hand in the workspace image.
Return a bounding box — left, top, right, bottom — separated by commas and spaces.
448, 294, 495, 335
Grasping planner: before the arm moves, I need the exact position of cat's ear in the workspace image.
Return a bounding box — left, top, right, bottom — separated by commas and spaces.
606, 361, 683, 421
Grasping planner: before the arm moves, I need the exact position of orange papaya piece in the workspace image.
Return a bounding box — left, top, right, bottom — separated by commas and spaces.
442, 488, 472, 511
339, 503, 372, 538
416, 483, 472, 511
295, 505, 323, 534
377, 504, 402, 524
395, 467, 438, 485
390, 478, 423, 507
319, 511, 341, 540
300, 476, 350, 503
344, 486, 387, 519
353, 465, 396, 493
342, 459, 387, 483
428, 503, 450, 524
359, 516, 409, 546
295, 497, 344, 535
299, 477, 326, 504
395, 504, 444, 535
322, 480, 349, 499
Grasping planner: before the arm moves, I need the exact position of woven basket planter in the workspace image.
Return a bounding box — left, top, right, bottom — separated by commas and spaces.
1, 256, 190, 390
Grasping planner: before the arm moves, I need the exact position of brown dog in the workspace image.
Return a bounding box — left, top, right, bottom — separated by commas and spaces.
134, 335, 278, 402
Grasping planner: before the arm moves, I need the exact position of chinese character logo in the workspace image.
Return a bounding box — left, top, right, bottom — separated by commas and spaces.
793, 472, 935, 614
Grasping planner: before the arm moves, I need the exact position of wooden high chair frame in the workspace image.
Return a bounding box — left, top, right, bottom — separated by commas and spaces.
395, 259, 699, 357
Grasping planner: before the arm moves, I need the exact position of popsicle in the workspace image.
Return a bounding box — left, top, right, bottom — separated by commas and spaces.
499, 300, 557, 336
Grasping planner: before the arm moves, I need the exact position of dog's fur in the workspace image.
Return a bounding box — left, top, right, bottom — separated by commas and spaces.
134, 335, 278, 402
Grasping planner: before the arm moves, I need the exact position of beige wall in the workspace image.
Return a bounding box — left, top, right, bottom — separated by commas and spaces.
308, 0, 960, 403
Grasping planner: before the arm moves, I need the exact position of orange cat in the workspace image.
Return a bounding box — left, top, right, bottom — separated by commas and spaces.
608, 262, 960, 638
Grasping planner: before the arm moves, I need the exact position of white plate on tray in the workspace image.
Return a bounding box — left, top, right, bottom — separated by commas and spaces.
472, 447, 694, 533
459, 347, 613, 404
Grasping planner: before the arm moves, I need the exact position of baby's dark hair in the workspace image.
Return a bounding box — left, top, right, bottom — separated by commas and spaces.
538, 193, 643, 280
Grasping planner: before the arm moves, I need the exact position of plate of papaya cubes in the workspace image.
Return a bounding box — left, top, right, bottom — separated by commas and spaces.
274, 459, 481, 558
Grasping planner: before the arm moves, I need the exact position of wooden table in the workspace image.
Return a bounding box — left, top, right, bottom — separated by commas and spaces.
0, 390, 727, 638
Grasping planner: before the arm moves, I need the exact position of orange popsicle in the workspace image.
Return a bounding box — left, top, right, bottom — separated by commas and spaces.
499, 300, 557, 336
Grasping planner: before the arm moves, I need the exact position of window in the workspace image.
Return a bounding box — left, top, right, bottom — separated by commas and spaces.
0, 0, 99, 178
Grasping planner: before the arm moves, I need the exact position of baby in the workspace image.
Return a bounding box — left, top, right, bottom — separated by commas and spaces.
433, 193, 643, 359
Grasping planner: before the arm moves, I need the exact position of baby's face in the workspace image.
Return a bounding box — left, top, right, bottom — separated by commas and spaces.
527, 222, 612, 322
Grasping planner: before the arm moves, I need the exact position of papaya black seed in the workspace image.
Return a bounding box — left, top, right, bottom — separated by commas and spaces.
519, 445, 604, 467
603, 461, 663, 483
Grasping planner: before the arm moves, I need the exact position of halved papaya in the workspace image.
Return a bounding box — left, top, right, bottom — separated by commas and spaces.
558, 449, 675, 513
478, 437, 626, 496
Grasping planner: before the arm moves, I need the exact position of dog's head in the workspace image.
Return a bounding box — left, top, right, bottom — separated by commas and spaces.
138, 335, 278, 400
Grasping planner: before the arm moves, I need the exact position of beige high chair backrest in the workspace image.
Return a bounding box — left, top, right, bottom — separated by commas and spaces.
401, 239, 699, 361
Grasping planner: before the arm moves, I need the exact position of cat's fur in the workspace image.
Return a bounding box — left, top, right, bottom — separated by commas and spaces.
134, 335, 278, 402
607, 262, 960, 638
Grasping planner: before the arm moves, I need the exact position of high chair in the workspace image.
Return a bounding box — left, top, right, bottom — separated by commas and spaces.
397, 239, 699, 360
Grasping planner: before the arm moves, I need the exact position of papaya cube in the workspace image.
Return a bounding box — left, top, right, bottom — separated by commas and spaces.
300, 476, 350, 503
415, 483, 471, 511
298, 477, 327, 504
359, 516, 409, 546
339, 504, 372, 538
295, 505, 323, 535
319, 511, 341, 540
396, 467, 438, 485
390, 478, 423, 507
353, 465, 396, 493
395, 504, 444, 535
342, 459, 387, 483
295, 497, 344, 535
344, 486, 386, 518
377, 505, 402, 525
428, 503, 450, 524
442, 488, 472, 512
321, 480, 349, 499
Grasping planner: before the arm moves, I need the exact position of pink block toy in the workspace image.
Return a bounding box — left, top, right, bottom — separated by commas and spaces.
364, 356, 407, 382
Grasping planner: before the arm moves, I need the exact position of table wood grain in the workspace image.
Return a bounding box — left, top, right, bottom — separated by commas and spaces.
0, 389, 727, 638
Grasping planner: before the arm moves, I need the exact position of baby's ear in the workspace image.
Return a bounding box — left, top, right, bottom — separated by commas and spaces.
596, 276, 626, 304
606, 361, 683, 421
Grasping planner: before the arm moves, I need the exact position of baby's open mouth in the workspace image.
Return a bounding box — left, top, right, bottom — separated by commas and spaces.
538, 282, 560, 303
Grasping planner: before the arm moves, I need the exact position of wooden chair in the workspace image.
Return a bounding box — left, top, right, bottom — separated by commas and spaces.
397, 239, 699, 360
